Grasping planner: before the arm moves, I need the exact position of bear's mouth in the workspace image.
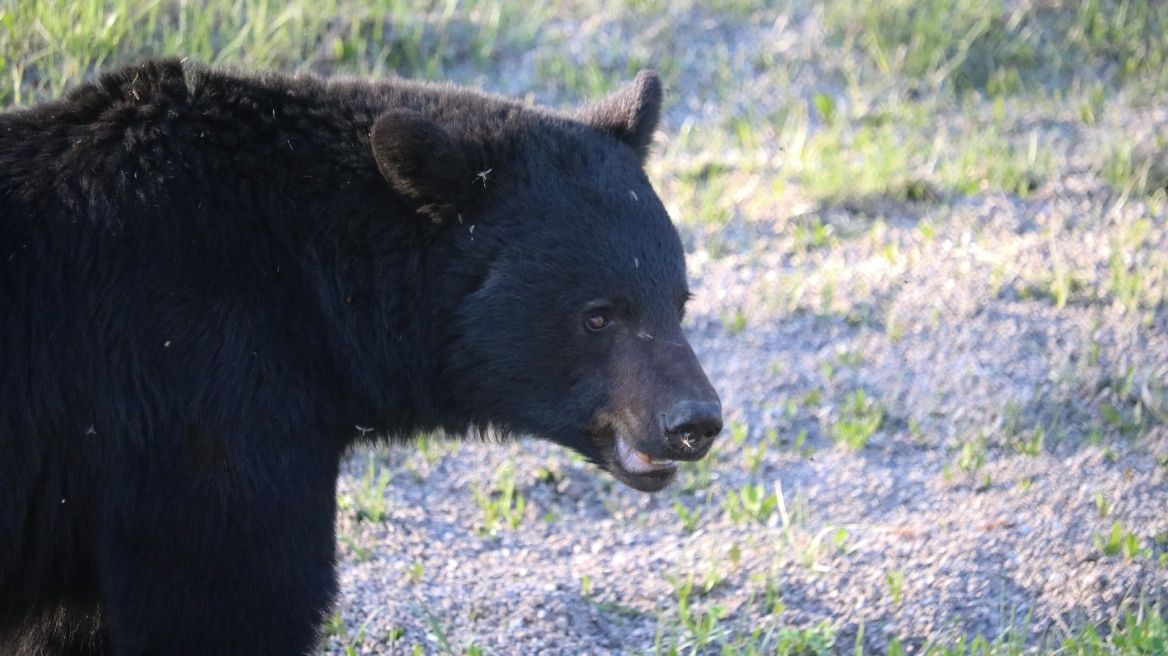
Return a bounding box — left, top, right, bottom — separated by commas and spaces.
609, 435, 678, 492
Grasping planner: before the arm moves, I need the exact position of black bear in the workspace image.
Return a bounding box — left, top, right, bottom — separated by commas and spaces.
0, 59, 721, 655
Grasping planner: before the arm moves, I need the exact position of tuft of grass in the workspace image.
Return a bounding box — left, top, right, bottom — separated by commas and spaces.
744, 440, 768, 473
679, 448, 716, 493
828, 389, 884, 450
791, 215, 838, 255
1063, 602, 1168, 655
1094, 520, 1151, 561
678, 578, 729, 651
409, 602, 456, 655
960, 437, 987, 475
723, 482, 778, 524
1108, 245, 1167, 315
405, 561, 424, 585
337, 532, 374, 562
1095, 493, 1111, 518
673, 501, 703, 533
722, 308, 748, 336
728, 420, 749, 445
1014, 426, 1046, 457
323, 612, 350, 645
774, 621, 836, 656
414, 433, 449, 465
885, 569, 905, 606
337, 453, 392, 523
1041, 236, 1081, 309
470, 463, 526, 538
1102, 142, 1146, 195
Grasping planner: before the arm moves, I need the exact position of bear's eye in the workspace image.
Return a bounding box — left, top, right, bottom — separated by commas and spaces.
584, 313, 611, 331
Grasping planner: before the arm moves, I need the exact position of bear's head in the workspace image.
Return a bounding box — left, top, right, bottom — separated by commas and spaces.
370, 72, 721, 492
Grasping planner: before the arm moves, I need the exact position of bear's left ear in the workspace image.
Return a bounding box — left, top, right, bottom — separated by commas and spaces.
579, 70, 663, 165
371, 109, 470, 222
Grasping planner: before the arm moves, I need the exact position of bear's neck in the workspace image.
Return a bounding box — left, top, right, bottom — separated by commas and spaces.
288, 179, 471, 448
182, 70, 485, 446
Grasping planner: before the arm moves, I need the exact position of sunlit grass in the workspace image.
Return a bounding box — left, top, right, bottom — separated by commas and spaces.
822, 0, 1168, 96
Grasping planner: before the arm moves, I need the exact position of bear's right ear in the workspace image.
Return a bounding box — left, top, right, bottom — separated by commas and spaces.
579, 70, 663, 165
371, 110, 469, 222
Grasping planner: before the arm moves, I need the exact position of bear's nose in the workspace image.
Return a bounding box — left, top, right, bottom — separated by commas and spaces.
662, 400, 722, 455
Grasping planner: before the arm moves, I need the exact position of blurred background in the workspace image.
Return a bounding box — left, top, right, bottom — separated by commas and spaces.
4, 1, 1167, 654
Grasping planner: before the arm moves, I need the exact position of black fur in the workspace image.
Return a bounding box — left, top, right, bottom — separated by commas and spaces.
0, 59, 718, 655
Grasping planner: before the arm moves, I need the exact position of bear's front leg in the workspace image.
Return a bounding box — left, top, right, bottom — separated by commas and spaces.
94, 450, 339, 656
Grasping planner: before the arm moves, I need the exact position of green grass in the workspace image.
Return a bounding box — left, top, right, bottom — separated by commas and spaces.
824, 0, 1038, 94
0, 0, 780, 107
822, 0, 1168, 95
470, 462, 526, 537
1013, 426, 1045, 457
674, 501, 703, 533
337, 452, 393, 522
778, 101, 1049, 203
885, 569, 905, 606
658, 97, 1051, 227
1094, 520, 1155, 562
650, 599, 1168, 655
0, 0, 559, 104
1102, 140, 1168, 198
722, 482, 778, 524
829, 389, 884, 450
722, 308, 748, 335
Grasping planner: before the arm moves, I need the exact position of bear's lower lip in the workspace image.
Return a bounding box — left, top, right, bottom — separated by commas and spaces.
616, 436, 677, 475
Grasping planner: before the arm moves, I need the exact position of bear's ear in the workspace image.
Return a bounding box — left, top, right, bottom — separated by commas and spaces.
371, 110, 469, 222
579, 70, 663, 164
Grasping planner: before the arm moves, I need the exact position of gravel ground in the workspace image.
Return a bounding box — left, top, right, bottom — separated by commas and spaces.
322, 5, 1168, 655
323, 184, 1168, 654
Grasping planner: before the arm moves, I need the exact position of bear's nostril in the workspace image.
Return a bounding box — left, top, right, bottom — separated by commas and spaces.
663, 400, 723, 450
